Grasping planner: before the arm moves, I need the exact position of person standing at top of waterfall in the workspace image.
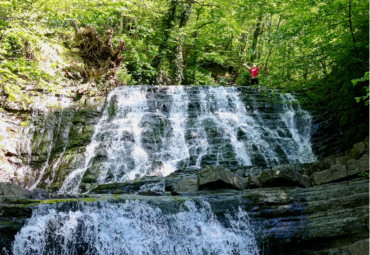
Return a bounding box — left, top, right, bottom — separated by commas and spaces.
243, 63, 263, 86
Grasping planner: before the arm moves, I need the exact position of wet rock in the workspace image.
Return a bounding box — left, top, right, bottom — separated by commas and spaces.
246, 178, 369, 254
37, 148, 86, 192
67, 125, 95, 148
311, 152, 369, 186
139, 181, 166, 196
345, 139, 368, 160
311, 163, 347, 185
90, 178, 165, 195
346, 154, 369, 176
258, 164, 311, 188
335, 155, 347, 165
244, 166, 263, 178
171, 177, 198, 194
248, 175, 261, 188
0, 183, 40, 253
31, 188, 49, 199
0, 182, 32, 199
303, 155, 336, 176
198, 166, 248, 190
345, 239, 369, 255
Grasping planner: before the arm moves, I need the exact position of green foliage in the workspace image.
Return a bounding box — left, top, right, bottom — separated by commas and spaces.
2, 0, 368, 87
20, 121, 29, 127
352, 72, 369, 106
0, 0, 368, 146
193, 70, 216, 86
236, 72, 251, 87
116, 65, 135, 85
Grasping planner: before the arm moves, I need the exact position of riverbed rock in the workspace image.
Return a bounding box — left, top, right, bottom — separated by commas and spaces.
243, 178, 369, 254
198, 166, 248, 190
345, 139, 369, 160
258, 164, 311, 188
90, 177, 166, 195
311, 152, 369, 186
0, 176, 368, 255
346, 153, 369, 176
311, 163, 348, 185
0, 183, 39, 253
171, 177, 198, 194
0, 182, 32, 199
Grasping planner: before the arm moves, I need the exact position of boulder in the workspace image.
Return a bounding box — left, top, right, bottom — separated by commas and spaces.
346, 239, 369, 255
138, 181, 166, 196
346, 154, 369, 176
0, 182, 32, 199
335, 155, 347, 165
244, 166, 263, 178
311, 152, 369, 186
0, 183, 37, 254
198, 166, 247, 190
345, 139, 368, 160
258, 164, 311, 188
303, 156, 336, 176
31, 188, 49, 199
311, 163, 347, 185
248, 175, 261, 188
171, 177, 198, 194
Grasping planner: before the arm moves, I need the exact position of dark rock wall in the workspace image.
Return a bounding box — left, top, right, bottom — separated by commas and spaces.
1, 176, 368, 255
0, 86, 359, 191
23, 86, 327, 192
19, 96, 105, 192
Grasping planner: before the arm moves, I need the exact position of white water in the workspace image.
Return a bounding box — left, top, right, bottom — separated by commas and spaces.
279, 94, 317, 163
150, 86, 190, 177
58, 86, 316, 194
59, 87, 150, 194
12, 200, 259, 255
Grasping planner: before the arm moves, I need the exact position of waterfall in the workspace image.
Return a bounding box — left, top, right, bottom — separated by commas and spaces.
58, 86, 316, 194
12, 200, 259, 255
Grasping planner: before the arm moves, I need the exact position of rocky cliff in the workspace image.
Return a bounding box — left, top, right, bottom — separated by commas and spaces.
0, 86, 346, 193
1, 138, 368, 254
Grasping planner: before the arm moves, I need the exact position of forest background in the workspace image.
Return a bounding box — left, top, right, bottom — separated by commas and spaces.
0, 0, 369, 149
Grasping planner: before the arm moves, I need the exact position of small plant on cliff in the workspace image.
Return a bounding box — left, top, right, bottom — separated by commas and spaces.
352, 72, 369, 106
358, 171, 369, 178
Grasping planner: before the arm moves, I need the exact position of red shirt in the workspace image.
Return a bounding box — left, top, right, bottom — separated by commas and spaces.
250, 67, 259, 77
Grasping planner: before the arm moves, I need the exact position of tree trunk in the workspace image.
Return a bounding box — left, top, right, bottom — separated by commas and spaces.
152, 0, 178, 84
174, 1, 193, 85
265, 16, 282, 73
250, 14, 263, 63
348, 0, 356, 45
189, 6, 203, 84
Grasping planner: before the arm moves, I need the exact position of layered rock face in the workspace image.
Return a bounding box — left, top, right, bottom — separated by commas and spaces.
0, 86, 353, 193
1, 179, 368, 254
0, 92, 105, 191
1, 139, 368, 254
0, 86, 368, 254
19, 86, 322, 194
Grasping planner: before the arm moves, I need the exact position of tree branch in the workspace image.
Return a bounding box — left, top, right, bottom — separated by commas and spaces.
196, 21, 213, 29
348, 0, 356, 45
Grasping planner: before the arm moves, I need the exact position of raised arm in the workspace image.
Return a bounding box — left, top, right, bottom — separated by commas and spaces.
243, 63, 251, 69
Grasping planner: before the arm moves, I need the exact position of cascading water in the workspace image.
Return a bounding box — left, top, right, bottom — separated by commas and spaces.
12, 200, 259, 255
9, 86, 319, 255
58, 86, 316, 194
